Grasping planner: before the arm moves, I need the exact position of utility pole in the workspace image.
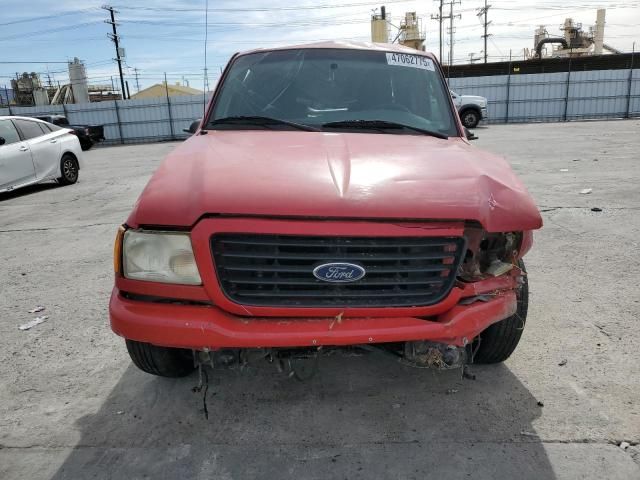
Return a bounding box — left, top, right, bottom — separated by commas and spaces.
444, 1, 461, 66
103, 5, 127, 99
133, 68, 141, 93
477, 0, 491, 63
431, 0, 444, 63
203, 67, 209, 91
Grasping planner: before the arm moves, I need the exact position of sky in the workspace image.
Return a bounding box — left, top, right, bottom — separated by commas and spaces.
1, 0, 639, 94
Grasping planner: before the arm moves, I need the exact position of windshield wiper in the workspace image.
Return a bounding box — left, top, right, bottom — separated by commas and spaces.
207, 116, 319, 132
321, 120, 448, 139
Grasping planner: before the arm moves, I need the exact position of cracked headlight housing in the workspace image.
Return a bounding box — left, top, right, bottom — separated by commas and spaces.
123, 230, 202, 285
459, 229, 522, 280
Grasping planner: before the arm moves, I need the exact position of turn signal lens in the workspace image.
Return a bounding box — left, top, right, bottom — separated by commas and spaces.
113, 225, 126, 274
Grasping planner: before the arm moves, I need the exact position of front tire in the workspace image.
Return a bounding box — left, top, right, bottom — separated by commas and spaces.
473, 260, 528, 364
460, 109, 480, 128
126, 340, 195, 377
80, 139, 94, 151
57, 154, 79, 185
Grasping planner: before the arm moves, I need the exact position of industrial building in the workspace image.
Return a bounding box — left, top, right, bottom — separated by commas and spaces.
131, 82, 203, 100
6, 57, 121, 107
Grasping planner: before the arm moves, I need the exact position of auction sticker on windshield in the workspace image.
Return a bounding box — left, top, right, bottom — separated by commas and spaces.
386, 52, 435, 71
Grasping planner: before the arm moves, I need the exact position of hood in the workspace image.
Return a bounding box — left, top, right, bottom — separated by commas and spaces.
128, 131, 542, 232
461, 95, 487, 104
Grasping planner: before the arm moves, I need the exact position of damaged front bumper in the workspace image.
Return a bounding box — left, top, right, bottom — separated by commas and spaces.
109, 273, 519, 351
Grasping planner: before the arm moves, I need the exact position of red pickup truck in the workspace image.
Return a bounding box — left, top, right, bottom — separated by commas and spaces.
110, 42, 542, 378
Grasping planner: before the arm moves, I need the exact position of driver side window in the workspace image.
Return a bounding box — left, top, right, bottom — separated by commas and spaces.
0, 119, 21, 145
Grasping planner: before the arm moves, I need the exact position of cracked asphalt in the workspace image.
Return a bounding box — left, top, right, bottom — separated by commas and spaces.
1, 120, 639, 479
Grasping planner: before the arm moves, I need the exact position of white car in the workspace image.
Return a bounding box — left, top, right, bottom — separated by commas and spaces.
450, 91, 488, 129
0, 116, 84, 193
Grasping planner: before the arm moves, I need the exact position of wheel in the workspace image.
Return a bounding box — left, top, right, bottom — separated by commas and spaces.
473, 260, 528, 364
80, 139, 94, 151
460, 109, 480, 128
126, 339, 195, 377
57, 154, 79, 185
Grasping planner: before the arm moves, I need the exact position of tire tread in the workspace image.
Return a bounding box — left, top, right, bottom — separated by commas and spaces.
125, 340, 194, 377
57, 154, 79, 186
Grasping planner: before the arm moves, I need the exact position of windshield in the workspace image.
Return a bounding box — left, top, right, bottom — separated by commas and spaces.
209, 48, 458, 136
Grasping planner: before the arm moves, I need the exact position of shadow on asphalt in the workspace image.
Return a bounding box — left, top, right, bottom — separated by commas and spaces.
0, 182, 60, 201
50, 351, 554, 479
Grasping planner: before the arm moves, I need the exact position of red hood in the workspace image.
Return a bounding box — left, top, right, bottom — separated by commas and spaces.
128, 131, 542, 232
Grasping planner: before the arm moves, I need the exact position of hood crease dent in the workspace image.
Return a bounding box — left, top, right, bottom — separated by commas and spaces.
128, 131, 542, 233
325, 134, 351, 198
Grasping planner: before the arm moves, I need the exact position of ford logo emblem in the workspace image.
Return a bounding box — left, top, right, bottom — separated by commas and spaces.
313, 263, 366, 283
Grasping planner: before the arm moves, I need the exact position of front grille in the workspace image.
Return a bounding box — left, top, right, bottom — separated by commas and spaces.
211, 234, 465, 307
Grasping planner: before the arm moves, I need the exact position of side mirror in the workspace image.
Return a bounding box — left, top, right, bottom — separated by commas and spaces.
183, 119, 201, 134
0, 137, 5, 146
464, 128, 478, 141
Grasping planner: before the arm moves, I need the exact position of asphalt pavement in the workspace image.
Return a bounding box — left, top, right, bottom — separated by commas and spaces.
1, 120, 639, 479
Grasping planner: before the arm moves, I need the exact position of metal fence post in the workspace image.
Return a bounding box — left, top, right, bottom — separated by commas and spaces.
113, 99, 124, 145
626, 42, 636, 119
505, 51, 512, 123
564, 50, 573, 121
3, 85, 10, 112
61, 102, 69, 121
164, 73, 175, 140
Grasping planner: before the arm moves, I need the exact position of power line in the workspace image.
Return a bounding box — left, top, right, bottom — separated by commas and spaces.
0, 7, 100, 27
0, 21, 103, 42
114, 0, 412, 13
0, 61, 69, 64
118, 18, 369, 27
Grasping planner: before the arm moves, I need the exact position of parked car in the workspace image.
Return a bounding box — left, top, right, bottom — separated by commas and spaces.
450, 90, 488, 128
0, 116, 83, 193
33, 115, 104, 151
110, 42, 542, 378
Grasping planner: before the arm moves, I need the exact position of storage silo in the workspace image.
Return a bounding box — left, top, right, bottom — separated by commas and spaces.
371, 7, 389, 43
68, 57, 90, 104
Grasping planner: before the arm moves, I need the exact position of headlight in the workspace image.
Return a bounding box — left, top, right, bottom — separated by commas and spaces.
122, 230, 201, 285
